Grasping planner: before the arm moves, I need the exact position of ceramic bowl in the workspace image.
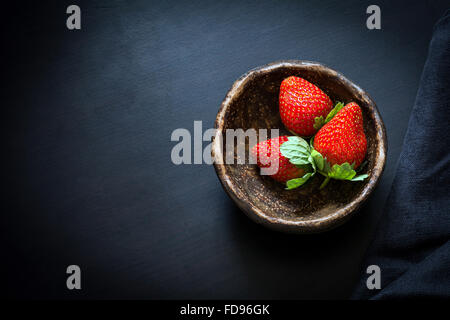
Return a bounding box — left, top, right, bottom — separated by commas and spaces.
212, 60, 387, 233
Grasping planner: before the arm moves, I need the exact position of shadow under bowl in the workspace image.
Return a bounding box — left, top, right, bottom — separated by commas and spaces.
212, 60, 387, 233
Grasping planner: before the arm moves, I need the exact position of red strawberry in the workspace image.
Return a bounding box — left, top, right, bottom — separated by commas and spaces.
313, 102, 367, 168
279, 76, 333, 136
251, 136, 305, 183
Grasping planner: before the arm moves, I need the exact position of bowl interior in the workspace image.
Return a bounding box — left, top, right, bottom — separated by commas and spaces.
214, 61, 386, 232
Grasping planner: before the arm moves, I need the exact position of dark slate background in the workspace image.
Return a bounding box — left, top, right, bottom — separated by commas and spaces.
3, 0, 448, 299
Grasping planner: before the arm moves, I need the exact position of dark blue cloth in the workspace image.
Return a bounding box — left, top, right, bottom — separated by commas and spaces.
352, 10, 450, 299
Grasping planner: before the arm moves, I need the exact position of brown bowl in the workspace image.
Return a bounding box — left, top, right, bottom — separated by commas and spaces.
212, 60, 387, 233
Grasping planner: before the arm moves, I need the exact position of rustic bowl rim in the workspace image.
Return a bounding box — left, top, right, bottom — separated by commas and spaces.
212, 60, 387, 233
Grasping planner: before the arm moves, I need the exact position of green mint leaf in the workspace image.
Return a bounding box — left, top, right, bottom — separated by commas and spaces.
287, 136, 310, 150
285, 172, 313, 190
289, 155, 311, 166
310, 149, 324, 171
351, 174, 369, 181
282, 150, 309, 158
325, 101, 345, 123
313, 116, 325, 130
328, 162, 357, 180
280, 136, 311, 166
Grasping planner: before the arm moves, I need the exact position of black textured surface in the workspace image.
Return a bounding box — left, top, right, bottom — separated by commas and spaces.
3, 0, 448, 299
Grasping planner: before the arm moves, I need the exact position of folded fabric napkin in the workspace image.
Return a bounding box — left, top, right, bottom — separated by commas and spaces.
352, 10, 450, 299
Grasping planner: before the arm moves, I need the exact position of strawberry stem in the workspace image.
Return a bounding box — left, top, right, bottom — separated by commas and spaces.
319, 176, 331, 189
